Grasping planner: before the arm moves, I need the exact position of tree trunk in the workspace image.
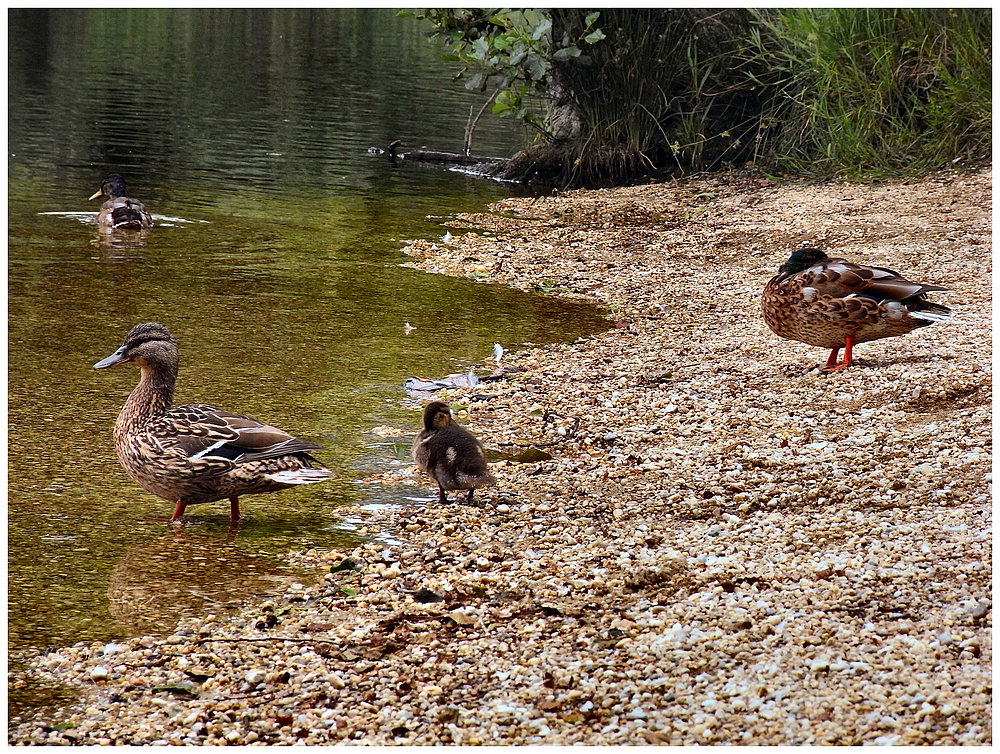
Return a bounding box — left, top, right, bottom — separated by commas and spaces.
546, 9, 586, 144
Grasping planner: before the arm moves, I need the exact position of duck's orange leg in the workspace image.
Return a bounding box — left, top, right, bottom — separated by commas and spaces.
229, 496, 242, 524
171, 500, 187, 521
822, 348, 841, 371
821, 336, 855, 373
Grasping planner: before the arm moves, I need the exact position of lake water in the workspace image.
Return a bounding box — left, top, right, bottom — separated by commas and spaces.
7, 8, 608, 717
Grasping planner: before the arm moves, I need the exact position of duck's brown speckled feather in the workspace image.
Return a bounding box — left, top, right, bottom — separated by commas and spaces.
114, 403, 326, 506
96, 322, 330, 519
96, 197, 153, 230
762, 249, 951, 362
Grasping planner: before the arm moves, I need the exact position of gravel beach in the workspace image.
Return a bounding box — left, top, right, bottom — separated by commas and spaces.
9, 169, 991, 745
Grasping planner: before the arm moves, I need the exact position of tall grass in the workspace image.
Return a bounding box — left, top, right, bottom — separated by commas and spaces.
746, 8, 991, 177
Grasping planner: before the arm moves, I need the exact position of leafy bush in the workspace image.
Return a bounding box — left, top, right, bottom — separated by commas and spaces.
411, 8, 991, 185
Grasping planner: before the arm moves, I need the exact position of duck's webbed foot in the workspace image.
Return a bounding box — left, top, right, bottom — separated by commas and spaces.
818, 337, 855, 374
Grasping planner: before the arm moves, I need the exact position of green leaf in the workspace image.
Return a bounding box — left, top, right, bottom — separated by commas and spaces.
531, 18, 552, 41
584, 11, 600, 27
154, 684, 199, 697
330, 558, 360, 574
584, 29, 606, 44
340, 587, 358, 597
552, 46, 581, 61
465, 71, 487, 91
489, 447, 554, 463
472, 37, 489, 59
526, 53, 547, 81
493, 34, 511, 51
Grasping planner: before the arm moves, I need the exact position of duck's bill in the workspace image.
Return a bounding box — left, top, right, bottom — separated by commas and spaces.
93, 345, 129, 369
88, 190, 103, 201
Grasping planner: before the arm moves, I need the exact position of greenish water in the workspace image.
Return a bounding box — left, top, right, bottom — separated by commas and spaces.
7, 8, 608, 719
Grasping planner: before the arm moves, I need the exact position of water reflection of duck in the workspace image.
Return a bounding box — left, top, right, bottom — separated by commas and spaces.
412, 401, 496, 505
762, 248, 952, 373
93, 322, 333, 524
89, 174, 153, 230
107, 529, 302, 635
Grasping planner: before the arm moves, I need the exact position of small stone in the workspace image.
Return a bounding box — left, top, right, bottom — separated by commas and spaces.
413, 588, 444, 604
245, 669, 267, 686
967, 600, 990, 619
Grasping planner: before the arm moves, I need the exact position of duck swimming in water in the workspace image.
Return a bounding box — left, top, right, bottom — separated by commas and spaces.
89, 174, 153, 230
93, 322, 332, 524
412, 401, 496, 505
762, 248, 951, 372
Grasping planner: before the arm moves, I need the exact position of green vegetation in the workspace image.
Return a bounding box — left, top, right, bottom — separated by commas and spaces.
411, 8, 992, 185
749, 8, 992, 177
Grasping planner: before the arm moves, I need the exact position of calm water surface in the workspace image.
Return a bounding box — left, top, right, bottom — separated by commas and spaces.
8, 8, 608, 717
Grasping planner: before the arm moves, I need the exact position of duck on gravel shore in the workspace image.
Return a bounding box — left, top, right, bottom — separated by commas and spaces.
412, 401, 496, 505
93, 322, 332, 524
762, 248, 952, 372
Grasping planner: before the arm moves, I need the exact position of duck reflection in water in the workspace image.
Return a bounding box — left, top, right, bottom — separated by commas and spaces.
107, 528, 308, 636
91, 227, 151, 262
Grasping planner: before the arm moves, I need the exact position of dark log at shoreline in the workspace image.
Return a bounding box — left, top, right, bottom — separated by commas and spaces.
368, 140, 509, 169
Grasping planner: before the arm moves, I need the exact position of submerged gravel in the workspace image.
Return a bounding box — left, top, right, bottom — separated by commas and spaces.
9, 169, 991, 745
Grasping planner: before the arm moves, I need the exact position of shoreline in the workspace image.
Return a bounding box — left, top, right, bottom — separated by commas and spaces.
10, 168, 992, 745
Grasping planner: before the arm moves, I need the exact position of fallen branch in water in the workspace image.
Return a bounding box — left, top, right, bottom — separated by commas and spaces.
368, 140, 509, 169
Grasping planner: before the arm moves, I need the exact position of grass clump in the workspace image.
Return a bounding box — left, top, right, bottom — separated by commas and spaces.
749, 8, 992, 178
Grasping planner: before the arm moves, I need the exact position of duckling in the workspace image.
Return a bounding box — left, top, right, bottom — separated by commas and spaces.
762, 248, 951, 372
93, 322, 332, 524
89, 174, 153, 230
412, 401, 496, 505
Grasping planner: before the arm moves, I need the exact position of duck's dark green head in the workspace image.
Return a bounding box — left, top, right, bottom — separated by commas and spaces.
422, 401, 455, 431
89, 174, 129, 201
94, 322, 177, 370
778, 248, 828, 276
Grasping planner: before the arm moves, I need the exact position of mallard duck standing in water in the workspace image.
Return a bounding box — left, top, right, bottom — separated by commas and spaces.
93, 322, 332, 524
413, 401, 496, 505
89, 174, 153, 230
762, 248, 951, 372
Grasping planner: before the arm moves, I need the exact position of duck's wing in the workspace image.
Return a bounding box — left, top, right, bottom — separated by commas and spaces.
157, 404, 323, 464
804, 257, 946, 302
107, 197, 152, 229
